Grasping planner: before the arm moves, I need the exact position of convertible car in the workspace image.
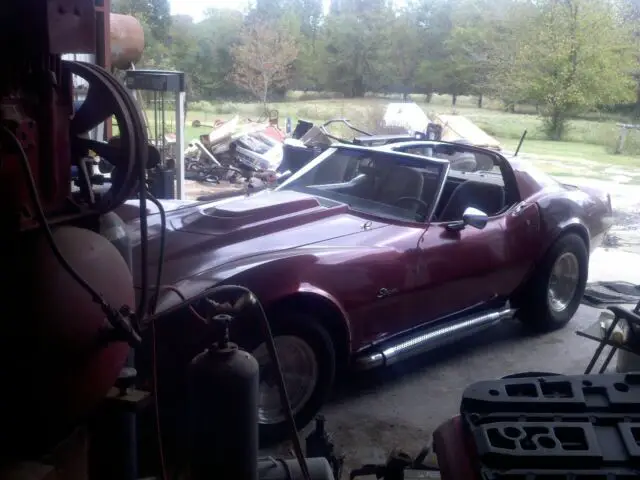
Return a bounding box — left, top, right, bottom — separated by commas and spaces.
122, 140, 613, 450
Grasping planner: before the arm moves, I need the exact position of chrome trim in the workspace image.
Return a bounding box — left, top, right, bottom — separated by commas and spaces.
354, 307, 515, 370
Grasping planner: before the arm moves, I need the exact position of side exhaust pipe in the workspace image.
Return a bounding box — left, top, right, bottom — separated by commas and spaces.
354, 307, 515, 370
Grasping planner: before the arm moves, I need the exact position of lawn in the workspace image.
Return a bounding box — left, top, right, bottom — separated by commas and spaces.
141, 93, 640, 181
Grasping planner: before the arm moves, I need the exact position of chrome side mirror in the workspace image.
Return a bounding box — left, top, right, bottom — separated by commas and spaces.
462, 207, 488, 230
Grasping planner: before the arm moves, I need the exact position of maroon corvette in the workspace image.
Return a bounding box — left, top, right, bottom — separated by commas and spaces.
123, 141, 613, 445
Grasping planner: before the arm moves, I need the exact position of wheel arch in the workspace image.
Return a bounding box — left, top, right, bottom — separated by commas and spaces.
267, 291, 351, 371
553, 221, 590, 254
512, 222, 590, 307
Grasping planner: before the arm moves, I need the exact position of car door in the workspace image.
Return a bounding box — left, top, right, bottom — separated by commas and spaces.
410, 202, 540, 324
344, 224, 427, 348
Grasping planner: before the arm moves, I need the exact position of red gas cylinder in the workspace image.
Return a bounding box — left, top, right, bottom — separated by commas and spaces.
0, 225, 134, 458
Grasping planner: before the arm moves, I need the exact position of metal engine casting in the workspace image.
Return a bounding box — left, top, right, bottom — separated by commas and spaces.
433, 372, 640, 480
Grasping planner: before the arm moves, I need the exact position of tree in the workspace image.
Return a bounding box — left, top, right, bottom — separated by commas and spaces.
322, 2, 393, 97
410, 0, 456, 101
387, 9, 425, 100
229, 20, 299, 106
443, 0, 507, 107
190, 9, 244, 99
618, 0, 640, 115
505, 0, 636, 139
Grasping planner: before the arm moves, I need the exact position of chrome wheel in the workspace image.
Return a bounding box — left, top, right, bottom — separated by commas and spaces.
547, 252, 580, 313
251, 335, 319, 425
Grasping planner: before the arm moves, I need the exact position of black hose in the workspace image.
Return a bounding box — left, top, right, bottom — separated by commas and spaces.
146, 192, 167, 316
0, 126, 108, 309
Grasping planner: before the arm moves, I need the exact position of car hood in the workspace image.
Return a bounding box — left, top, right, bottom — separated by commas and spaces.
124, 190, 387, 289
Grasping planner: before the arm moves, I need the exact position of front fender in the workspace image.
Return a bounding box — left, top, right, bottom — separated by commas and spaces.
151, 252, 352, 346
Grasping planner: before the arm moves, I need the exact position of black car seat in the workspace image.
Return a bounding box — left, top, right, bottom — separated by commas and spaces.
373, 166, 425, 211
438, 180, 505, 222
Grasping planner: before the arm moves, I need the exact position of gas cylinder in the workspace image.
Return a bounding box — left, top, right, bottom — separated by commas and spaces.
0, 226, 133, 458
187, 314, 259, 480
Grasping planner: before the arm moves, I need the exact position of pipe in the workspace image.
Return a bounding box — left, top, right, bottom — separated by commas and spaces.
355, 308, 515, 370
110, 13, 145, 70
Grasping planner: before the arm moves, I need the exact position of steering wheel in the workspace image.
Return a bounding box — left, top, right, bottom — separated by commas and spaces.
393, 197, 430, 221
394, 197, 430, 211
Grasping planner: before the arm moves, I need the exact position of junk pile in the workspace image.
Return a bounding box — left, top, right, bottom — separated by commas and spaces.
183, 102, 499, 200
183, 115, 286, 186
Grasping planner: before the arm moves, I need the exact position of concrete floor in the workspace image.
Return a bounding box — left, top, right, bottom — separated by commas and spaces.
282, 248, 640, 476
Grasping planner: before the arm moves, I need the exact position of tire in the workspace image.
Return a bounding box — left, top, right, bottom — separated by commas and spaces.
236, 311, 336, 445
515, 233, 588, 333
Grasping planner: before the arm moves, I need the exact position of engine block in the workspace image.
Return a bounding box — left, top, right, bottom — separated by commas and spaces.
434, 373, 640, 480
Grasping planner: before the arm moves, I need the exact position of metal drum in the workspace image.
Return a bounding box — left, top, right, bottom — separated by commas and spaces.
111, 13, 145, 70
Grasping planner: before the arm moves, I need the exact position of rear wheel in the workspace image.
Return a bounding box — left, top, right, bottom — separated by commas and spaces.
515, 233, 588, 332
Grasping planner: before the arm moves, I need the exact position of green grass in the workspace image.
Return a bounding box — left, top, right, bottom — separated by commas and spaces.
138, 94, 640, 179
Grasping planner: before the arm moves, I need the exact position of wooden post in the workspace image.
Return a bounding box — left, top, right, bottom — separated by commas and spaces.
614, 123, 640, 154
616, 126, 628, 154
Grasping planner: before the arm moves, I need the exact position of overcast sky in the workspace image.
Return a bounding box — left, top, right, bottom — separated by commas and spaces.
169, 0, 333, 22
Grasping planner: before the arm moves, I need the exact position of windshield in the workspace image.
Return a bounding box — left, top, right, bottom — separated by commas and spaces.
276, 147, 447, 223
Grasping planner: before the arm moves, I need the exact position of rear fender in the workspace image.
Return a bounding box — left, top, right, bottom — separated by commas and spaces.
511, 215, 589, 306
545, 218, 591, 256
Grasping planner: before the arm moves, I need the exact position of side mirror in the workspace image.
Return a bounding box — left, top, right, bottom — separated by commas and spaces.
462, 207, 488, 229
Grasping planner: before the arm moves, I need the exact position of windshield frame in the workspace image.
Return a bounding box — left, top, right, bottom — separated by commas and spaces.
275, 144, 450, 225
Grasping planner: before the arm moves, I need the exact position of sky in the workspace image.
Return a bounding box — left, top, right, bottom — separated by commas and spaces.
169, 0, 332, 22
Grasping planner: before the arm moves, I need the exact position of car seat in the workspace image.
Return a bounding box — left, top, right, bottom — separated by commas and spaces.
373, 166, 425, 211
438, 180, 505, 222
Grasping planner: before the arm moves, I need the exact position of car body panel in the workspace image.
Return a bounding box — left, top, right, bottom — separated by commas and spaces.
123, 143, 613, 357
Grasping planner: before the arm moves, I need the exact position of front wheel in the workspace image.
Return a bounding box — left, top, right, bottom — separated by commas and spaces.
240, 312, 336, 445
515, 233, 588, 332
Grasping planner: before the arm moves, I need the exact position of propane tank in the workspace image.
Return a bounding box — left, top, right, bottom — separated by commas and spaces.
0, 226, 133, 458
187, 314, 259, 480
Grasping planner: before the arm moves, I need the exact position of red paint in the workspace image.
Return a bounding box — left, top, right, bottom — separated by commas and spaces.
125, 151, 612, 355
433, 416, 482, 480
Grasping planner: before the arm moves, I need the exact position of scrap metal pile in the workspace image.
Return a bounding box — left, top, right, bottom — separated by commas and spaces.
181, 109, 449, 200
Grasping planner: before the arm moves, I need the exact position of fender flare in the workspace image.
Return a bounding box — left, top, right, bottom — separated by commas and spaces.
512, 218, 590, 305
264, 284, 352, 365
550, 218, 591, 254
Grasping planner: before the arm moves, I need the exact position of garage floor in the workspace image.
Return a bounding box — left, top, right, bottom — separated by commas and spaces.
270, 248, 640, 475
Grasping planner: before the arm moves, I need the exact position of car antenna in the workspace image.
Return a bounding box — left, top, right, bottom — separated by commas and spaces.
514, 129, 527, 157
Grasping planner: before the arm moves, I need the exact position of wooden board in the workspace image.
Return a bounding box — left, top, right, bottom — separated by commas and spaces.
434, 114, 502, 150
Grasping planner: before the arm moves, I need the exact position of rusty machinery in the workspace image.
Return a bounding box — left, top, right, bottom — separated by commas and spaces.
0, 2, 335, 480
0, 0, 149, 471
